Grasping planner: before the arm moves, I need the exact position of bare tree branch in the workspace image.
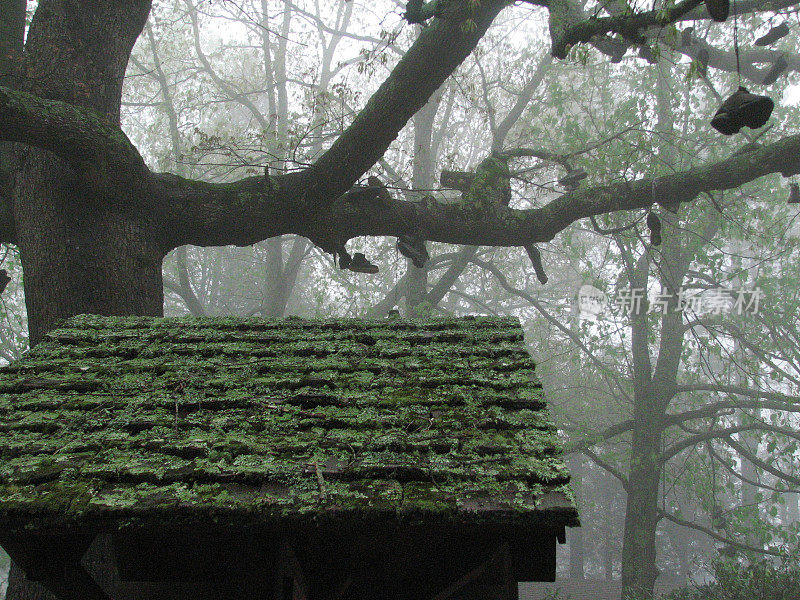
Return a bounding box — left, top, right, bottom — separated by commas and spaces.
724, 435, 800, 486
582, 447, 630, 490
676, 383, 800, 405
658, 509, 787, 557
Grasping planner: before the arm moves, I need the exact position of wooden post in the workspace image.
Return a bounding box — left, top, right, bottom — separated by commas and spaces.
0, 533, 110, 600
273, 538, 311, 600
427, 542, 518, 600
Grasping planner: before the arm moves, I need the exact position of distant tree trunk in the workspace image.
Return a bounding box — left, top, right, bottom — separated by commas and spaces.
620, 251, 664, 598
788, 491, 800, 523
258, 2, 293, 318
405, 72, 441, 316
567, 454, 585, 580
262, 237, 288, 317
674, 522, 691, 584
603, 488, 614, 581
620, 389, 663, 597
620, 62, 690, 599
731, 243, 760, 547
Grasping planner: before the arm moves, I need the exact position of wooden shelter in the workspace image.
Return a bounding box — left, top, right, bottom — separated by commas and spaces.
0, 315, 577, 600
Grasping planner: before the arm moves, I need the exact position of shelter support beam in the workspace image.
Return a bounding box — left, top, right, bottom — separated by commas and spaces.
0, 533, 110, 600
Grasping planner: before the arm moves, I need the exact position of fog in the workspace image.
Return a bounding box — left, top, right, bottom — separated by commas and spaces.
1, 1, 799, 599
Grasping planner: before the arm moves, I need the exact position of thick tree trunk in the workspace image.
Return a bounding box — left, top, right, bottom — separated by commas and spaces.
7, 0, 154, 593
0, 0, 25, 244
12, 0, 155, 346
620, 399, 662, 598
0, 0, 24, 88
14, 152, 164, 344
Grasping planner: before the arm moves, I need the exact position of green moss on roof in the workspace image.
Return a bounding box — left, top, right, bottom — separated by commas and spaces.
0, 315, 577, 534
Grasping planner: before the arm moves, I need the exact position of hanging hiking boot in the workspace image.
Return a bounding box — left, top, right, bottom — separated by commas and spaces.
710, 87, 774, 135
761, 54, 788, 86
638, 45, 656, 64
789, 183, 800, 204
646, 212, 662, 246
755, 22, 790, 46
524, 245, 548, 284
705, 0, 729, 22
397, 235, 429, 269
337, 249, 352, 270
609, 38, 627, 63
681, 27, 695, 48
348, 252, 379, 274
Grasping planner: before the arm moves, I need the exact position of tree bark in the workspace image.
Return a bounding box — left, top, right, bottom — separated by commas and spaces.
620, 391, 663, 597
405, 81, 442, 315
6, 0, 155, 600
0, 0, 24, 88
9, 1, 154, 592
567, 455, 585, 580
11, 0, 156, 346
0, 0, 24, 245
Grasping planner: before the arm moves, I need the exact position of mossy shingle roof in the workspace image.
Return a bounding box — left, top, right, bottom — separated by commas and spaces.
0, 315, 577, 534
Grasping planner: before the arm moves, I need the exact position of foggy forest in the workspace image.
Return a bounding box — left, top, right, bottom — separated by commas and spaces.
1, 0, 800, 599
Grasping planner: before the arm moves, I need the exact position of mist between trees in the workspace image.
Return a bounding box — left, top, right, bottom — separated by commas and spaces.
2, 1, 800, 599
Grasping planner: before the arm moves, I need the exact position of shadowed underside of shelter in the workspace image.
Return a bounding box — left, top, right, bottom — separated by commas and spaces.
0, 315, 578, 600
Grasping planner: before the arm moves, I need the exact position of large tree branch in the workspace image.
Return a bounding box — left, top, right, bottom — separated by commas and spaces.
669, 29, 798, 86
566, 396, 800, 453
550, 0, 704, 59
299, 0, 507, 211
661, 422, 799, 463
582, 447, 629, 490
0, 84, 152, 198
4, 0, 800, 255
0, 0, 509, 248
567, 0, 798, 87
309, 133, 800, 249
665, 399, 800, 427
676, 383, 800, 405
708, 441, 799, 494
6, 73, 800, 253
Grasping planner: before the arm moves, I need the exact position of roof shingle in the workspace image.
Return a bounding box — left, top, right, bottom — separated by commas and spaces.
0, 315, 577, 535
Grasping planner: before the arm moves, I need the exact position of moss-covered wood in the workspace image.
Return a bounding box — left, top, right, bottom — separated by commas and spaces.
0, 315, 577, 535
